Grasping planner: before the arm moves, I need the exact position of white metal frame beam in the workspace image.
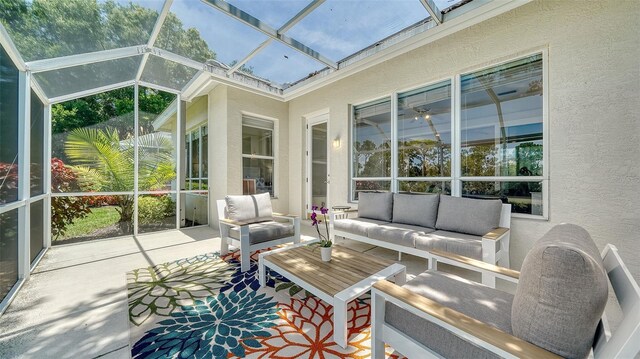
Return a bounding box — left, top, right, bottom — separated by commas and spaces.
226, 0, 325, 76
420, 0, 443, 25
0, 22, 26, 71
137, 0, 174, 81
202, 0, 336, 69
26, 45, 146, 73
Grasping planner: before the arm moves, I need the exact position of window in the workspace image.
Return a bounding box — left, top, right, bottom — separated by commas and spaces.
397, 80, 452, 195
185, 125, 208, 190
351, 99, 391, 200
349, 53, 546, 217
460, 54, 544, 216
242, 117, 275, 197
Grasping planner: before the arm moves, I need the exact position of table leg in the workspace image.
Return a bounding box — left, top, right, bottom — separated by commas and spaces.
395, 266, 407, 286
258, 255, 266, 288
333, 299, 348, 349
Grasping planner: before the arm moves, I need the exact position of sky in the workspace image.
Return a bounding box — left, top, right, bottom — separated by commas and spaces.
128, 0, 462, 86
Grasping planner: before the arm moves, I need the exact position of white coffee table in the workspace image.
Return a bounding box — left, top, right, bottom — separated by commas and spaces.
259, 241, 406, 348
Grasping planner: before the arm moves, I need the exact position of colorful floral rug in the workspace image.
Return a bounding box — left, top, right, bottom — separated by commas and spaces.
126, 249, 405, 358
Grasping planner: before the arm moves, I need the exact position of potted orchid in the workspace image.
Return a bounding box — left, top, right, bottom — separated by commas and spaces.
311, 205, 333, 261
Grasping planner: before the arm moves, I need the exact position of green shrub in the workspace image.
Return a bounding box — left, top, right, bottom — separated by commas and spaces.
138, 196, 175, 224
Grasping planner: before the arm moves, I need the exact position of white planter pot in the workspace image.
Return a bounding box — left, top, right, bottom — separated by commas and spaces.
320, 246, 332, 262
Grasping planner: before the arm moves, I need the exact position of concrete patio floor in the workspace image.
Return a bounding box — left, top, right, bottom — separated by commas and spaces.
0, 221, 440, 359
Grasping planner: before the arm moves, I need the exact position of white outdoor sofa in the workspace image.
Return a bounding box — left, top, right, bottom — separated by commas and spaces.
217, 193, 300, 272
330, 193, 511, 286
371, 223, 640, 358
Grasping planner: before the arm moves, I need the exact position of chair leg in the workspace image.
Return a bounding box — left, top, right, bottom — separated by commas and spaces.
220, 236, 229, 256
240, 227, 251, 272
293, 217, 301, 244
371, 292, 386, 359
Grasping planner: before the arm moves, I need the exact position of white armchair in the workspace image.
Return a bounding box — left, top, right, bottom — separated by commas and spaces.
217, 193, 300, 272
371, 224, 640, 358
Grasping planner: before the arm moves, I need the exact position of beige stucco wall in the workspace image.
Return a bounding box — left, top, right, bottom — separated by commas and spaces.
208, 86, 290, 226
287, 0, 640, 279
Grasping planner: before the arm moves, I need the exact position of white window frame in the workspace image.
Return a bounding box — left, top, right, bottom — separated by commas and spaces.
349, 50, 549, 219
185, 124, 208, 190
241, 115, 278, 198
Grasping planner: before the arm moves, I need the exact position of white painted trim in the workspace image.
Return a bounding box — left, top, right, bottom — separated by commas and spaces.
176, 97, 183, 228
51, 191, 135, 197
26, 45, 145, 73
48, 80, 135, 104
133, 83, 139, 236
0, 200, 26, 214
419, 0, 443, 25
17, 71, 31, 281
283, 0, 531, 100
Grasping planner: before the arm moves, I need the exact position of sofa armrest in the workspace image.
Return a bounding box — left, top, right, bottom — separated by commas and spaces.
219, 218, 248, 227
372, 280, 560, 359
430, 249, 519, 283
483, 227, 509, 241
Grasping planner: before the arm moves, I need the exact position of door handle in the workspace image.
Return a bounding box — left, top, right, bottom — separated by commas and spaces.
323, 180, 330, 184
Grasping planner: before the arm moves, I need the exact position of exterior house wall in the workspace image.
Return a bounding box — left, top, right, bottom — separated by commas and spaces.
208, 86, 290, 227
287, 0, 640, 279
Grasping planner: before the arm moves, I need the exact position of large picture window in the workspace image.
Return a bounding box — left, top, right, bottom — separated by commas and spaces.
351, 99, 391, 200
350, 53, 546, 217
397, 80, 452, 194
242, 116, 275, 197
460, 54, 543, 215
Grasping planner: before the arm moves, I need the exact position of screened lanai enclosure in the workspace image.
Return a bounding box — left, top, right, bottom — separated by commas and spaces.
0, 0, 486, 314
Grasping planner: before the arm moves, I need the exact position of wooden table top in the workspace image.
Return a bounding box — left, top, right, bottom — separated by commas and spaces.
263, 245, 396, 297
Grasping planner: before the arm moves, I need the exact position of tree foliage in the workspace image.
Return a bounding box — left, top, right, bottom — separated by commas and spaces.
50, 158, 91, 239
0, 0, 215, 62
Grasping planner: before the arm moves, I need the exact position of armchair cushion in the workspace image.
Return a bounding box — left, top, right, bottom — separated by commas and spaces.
392, 193, 439, 228
357, 192, 393, 221
333, 218, 388, 237
511, 224, 608, 359
435, 196, 502, 236
229, 221, 294, 245
386, 271, 513, 358
225, 193, 273, 223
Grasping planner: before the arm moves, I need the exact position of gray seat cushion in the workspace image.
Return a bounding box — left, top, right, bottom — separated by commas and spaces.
357, 192, 393, 221
386, 271, 513, 359
225, 193, 273, 223
415, 230, 482, 259
435, 195, 502, 236
392, 193, 439, 228
229, 221, 294, 245
333, 218, 389, 237
368, 223, 435, 247
511, 224, 608, 359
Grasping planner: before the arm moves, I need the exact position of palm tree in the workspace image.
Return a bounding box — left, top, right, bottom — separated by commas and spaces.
65, 127, 176, 230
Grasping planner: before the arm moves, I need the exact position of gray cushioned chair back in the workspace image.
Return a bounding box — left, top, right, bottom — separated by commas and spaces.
512, 224, 608, 359
435, 195, 502, 236
225, 193, 273, 222
357, 192, 393, 222
392, 193, 439, 228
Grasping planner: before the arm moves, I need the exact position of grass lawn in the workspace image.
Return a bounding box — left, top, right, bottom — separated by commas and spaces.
58, 206, 121, 240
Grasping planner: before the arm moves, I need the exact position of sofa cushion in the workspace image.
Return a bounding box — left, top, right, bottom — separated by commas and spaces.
415, 230, 482, 260
392, 193, 439, 228
511, 224, 608, 359
333, 218, 389, 237
357, 192, 393, 221
435, 196, 502, 236
368, 223, 435, 247
229, 221, 294, 245
386, 271, 513, 359
225, 193, 273, 223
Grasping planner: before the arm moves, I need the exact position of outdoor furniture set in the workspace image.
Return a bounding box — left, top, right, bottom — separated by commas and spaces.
218, 193, 640, 357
